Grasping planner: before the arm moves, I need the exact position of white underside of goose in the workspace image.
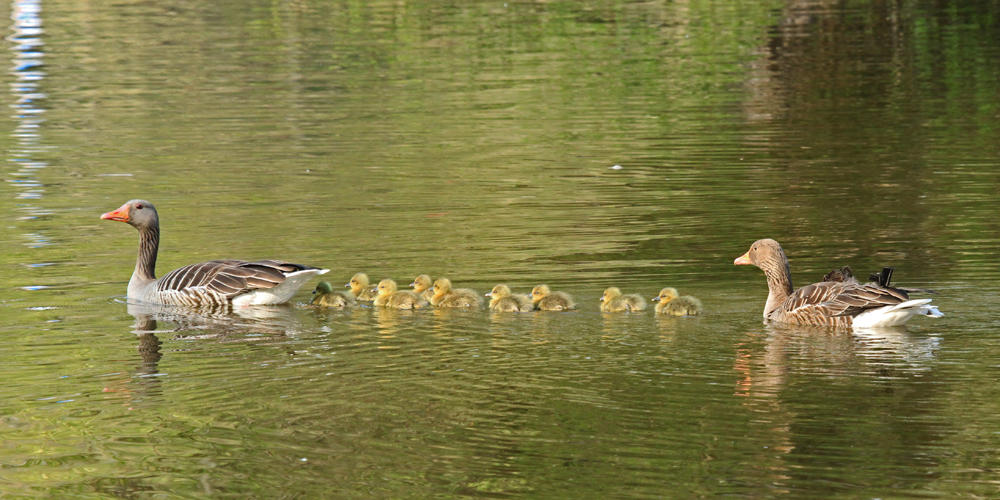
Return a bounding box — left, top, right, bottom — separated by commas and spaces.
850, 299, 944, 329
231, 268, 328, 306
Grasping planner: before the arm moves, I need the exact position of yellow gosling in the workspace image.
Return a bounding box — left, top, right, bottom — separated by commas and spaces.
374, 279, 429, 309
653, 287, 703, 316
429, 278, 483, 308
346, 272, 379, 301
311, 281, 357, 308
486, 284, 534, 312
529, 284, 576, 311
600, 287, 646, 313
410, 274, 436, 302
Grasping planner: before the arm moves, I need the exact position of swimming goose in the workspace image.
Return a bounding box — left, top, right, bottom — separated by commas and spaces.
653, 287, 703, 316
734, 238, 943, 328
311, 281, 357, 308
486, 284, 534, 312
529, 285, 576, 311
429, 278, 482, 308
374, 279, 429, 309
101, 199, 327, 307
599, 287, 646, 313
346, 273, 379, 301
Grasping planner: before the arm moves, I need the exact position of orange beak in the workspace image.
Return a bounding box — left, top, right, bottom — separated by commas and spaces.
101, 203, 130, 222
734, 250, 752, 265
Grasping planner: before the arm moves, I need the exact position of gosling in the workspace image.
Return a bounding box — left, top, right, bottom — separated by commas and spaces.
652, 287, 703, 316
346, 272, 379, 301
486, 284, 534, 312
430, 278, 483, 308
409, 274, 436, 302
599, 287, 646, 313
374, 279, 429, 309
311, 281, 357, 308
529, 284, 576, 311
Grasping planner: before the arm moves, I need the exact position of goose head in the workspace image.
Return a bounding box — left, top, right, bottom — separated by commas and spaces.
101, 199, 158, 231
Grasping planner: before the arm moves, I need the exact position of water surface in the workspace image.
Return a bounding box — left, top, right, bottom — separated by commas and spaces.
2, 0, 999, 498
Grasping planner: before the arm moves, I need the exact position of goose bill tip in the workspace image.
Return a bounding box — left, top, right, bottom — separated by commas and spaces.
734, 252, 752, 265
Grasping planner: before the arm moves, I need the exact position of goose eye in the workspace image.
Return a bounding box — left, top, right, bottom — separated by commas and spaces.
135, 204, 143, 210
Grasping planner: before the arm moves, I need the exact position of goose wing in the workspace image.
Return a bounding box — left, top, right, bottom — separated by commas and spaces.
156, 259, 318, 300
775, 282, 911, 326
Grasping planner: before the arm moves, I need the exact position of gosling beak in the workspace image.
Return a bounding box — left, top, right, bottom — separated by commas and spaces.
100, 203, 130, 222
484, 292, 492, 297
428, 287, 435, 294
409, 282, 417, 287
734, 250, 752, 265
651, 296, 659, 302
344, 283, 351, 288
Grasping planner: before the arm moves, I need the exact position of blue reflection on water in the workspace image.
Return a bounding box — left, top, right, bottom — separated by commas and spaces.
7, 0, 49, 231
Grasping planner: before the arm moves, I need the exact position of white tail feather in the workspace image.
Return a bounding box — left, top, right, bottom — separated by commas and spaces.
852, 299, 944, 329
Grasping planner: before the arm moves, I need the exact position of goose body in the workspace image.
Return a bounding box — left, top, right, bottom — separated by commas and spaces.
653, 287, 703, 316
486, 284, 534, 312
735, 239, 943, 329
102, 200, 326, 307
529, 285, 576, 311
600, 287, 646, 313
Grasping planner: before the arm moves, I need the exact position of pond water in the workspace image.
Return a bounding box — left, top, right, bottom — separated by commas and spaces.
2, 0, 999, 497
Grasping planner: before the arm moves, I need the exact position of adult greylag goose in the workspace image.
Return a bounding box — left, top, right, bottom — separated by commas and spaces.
529, 285, 576, 311
486, 284, 534, 312
653, 287, 703, 316
734, 239, 943, 328
599, 287, 646, 313
102, 200, 327, 307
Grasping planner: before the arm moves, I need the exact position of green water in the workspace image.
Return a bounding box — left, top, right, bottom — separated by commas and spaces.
2, 0, 999, 498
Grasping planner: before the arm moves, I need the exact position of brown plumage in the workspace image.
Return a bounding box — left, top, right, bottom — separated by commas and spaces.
373, 279, 428, 309
409, 274, 436, 302
311, 281, 357, 308
346, 273, 379, 301
600, 287, 646, 313
429, 278, 483, 308
529, 285, 576, 311
734, 238, 942, 328
486, 284, 534, 312
653, 287, 703, 316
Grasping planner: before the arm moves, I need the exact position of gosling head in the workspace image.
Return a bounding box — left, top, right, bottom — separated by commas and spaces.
530, 284, 551, 303
600, 287, 622, 303
313, 281, 334, 295
430, 278, 452, 295
376, 279, 398, 296
486, 284, 511, 298
410, 274, 432, 292
348, 272, 371, 290
654, 287, 678, 303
